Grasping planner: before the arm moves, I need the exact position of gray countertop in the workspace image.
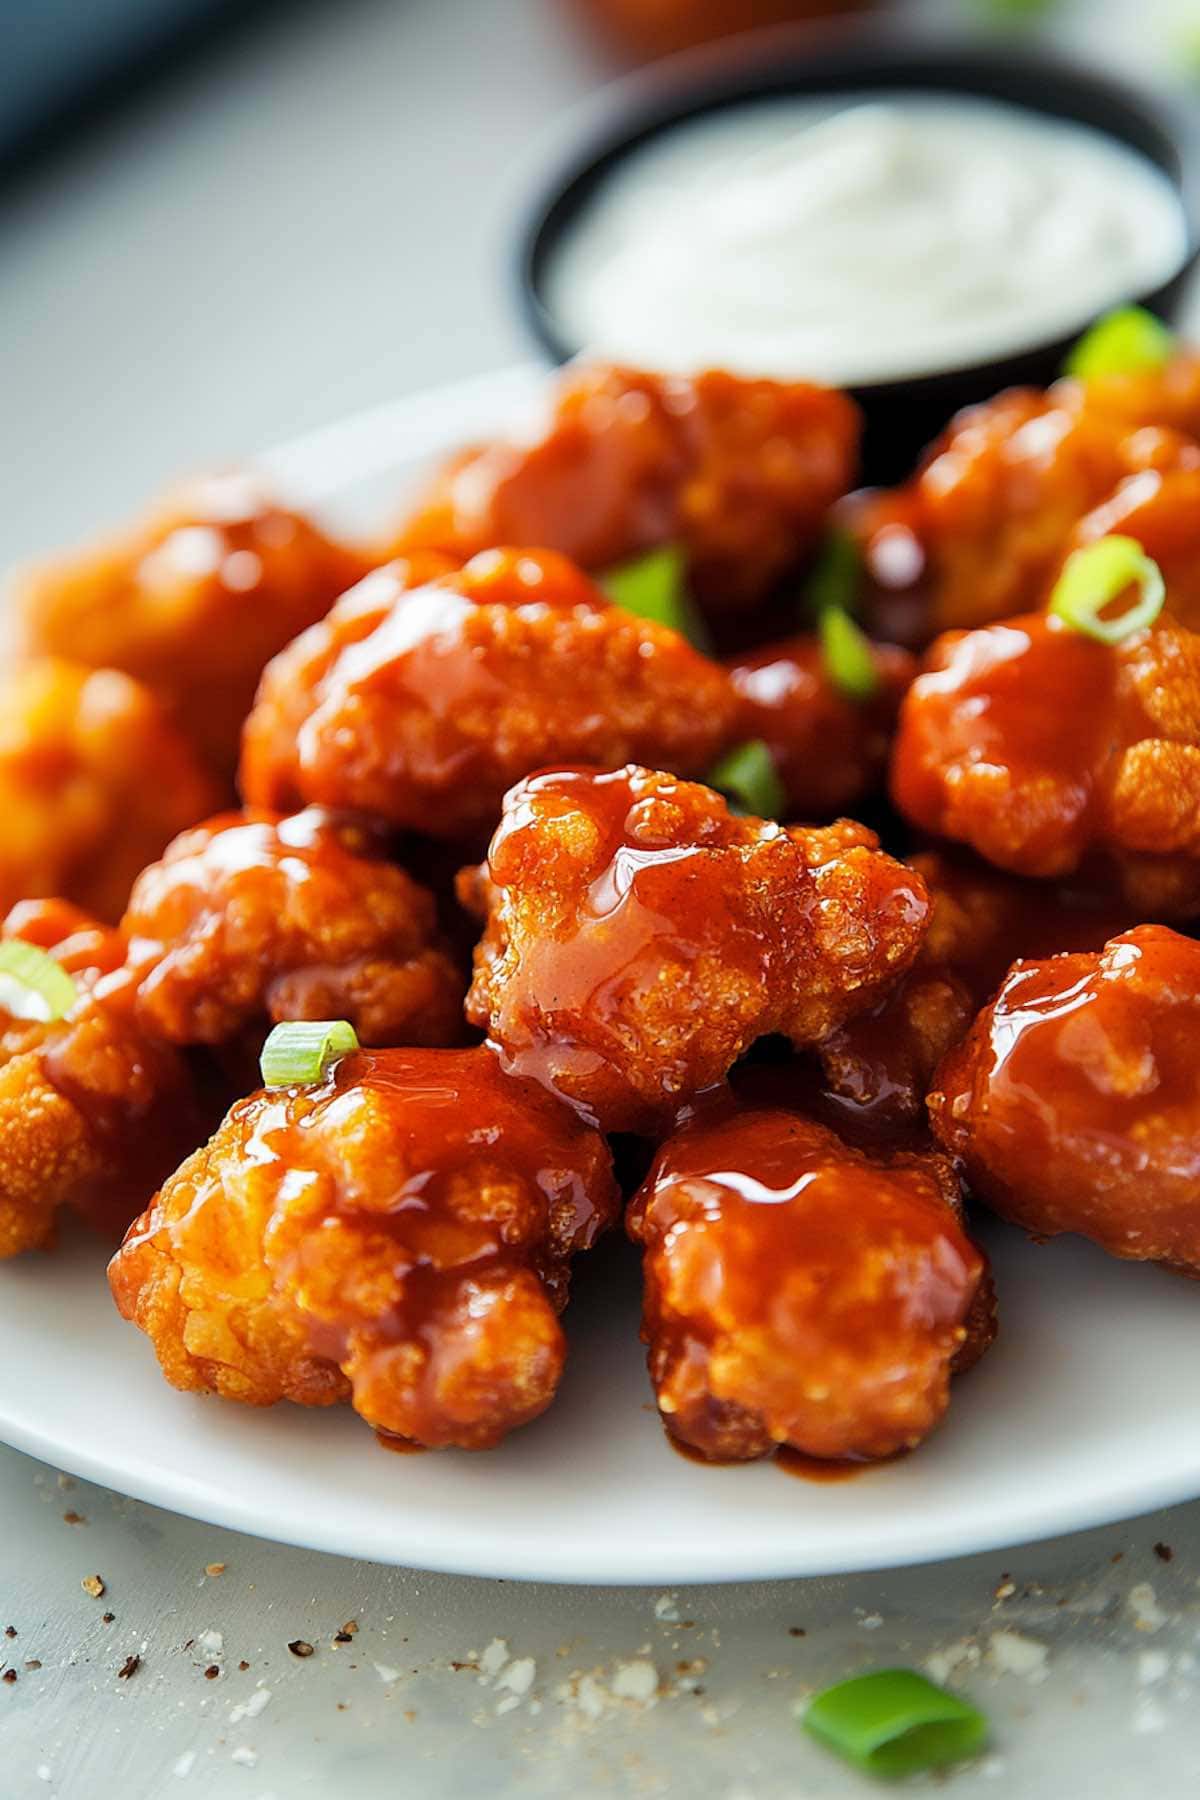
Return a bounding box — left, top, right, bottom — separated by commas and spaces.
2, 1, 1199, 1793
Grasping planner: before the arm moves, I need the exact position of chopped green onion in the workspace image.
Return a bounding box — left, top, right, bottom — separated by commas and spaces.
819, 604, 880, 700
803, 1669, 988, 1778
1064, 306, 1175, 381
708, 739, 786, 820
601, 544, 713, 653
260, 1020, 360, 1089
1048, 535, 1165, 644
803, 527, 861, 620
0, 940, 78, 1022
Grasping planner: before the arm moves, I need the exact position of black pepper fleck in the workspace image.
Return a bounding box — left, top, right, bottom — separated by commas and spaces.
288, 1640, 315, 1659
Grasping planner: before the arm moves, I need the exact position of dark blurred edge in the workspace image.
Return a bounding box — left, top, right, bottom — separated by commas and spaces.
0, 0, 308, 191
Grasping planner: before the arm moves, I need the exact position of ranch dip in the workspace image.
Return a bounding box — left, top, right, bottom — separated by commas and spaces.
544, 93, 1188, 385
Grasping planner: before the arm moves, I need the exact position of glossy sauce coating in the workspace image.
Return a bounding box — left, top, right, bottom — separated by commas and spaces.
0, 658, 221, 925
726, 633, 914, 819
0, 900, 205, 1257
891, 612, 1200, 911
463, 764, 930, 1133
240, 548, 739, 840
1066, 465, 1200, 632
14, 473, 366, 778
627, 1105, 990, 1461
931, 926, 1200, 1272
109, 1047, 620, 1447
122, 807, 463, 1048
393, 363, 859, 609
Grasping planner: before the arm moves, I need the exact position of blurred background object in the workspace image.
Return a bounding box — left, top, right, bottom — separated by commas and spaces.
572, 0, 872, 64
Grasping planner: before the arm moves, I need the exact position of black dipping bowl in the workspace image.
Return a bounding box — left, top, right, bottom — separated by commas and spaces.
516, 23, 1200, 482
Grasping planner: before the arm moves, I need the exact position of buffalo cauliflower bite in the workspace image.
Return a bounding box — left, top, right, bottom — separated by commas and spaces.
1065, 466, 1200, 633
891, 612, 1200, 913
108, 1047, 620, 1447
930, 926, 1200, 1274
122, 808, 463, 1048
12, 473, 366, 778
461, 764, 930, 1134
627, 1104, 993, 1462
239, 547, 740, 840
0, 900, 204, 1258
726, 633, 914, 819
849, 383, 1198, 638
392, 363, 859, 609
0, 658, 221, 923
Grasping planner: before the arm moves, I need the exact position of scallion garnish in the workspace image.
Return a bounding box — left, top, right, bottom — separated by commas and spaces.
819, 603, 881, 701
601, 544, 713, 653
1048, 535, 1165, 644
0, 940, 79, 1022
1064, 305, 1175, 381
803, 1668, 988, 1778
260, 1020, 360, 1089
804, 527, 861, 619
708, 739, 786, 820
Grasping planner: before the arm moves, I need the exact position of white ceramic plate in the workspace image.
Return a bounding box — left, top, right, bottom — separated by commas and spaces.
1, 366, 1198, 1585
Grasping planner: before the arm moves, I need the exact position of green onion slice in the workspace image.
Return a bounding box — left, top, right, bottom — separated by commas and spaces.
819, 603, 881, 700
601, 544, 713, 653
803, 1668, 988, 1778
708, 739, 787, 820
1064, 306, 1175, 381
1048, 535, 1165, 644
804, 527, 861, 619
0, 940, 79, 1022
260, 1020, 360, 1089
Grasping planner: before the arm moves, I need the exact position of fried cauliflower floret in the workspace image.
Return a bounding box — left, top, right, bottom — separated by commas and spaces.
0, 658, 221, 924
109, 1047, 620, 1446
727, 633, 914, 819
0, 900, 203, 1257
12, 473, 365, 777
122, 808, 463, 1048
850, 382, 1199, 637
891, 612, 1200, 912
930, 926, 1200, 1273
393, 364, 859, 609
627, 1104, 992, 1462
1065, 466, 1200, 633
461, 764, 930, 1133
240, 547, 739, 839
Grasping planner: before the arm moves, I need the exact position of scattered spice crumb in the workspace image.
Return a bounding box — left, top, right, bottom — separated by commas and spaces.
117, 1655, 140, 1680
1112, 1552, 1125, 1565
62, 1512, 86, 1527
333, 1631, 354, 1645
205, 1563, 226, 1578
340, 1620, 359, 1636
81, 1575, 106, 1599
203, 1666, 220, 1681
288, 1640, 315, 1659
101, 1613, 114, 1626
987, 1631, 1049, 1683
24, 1660, 41, 1672
788, 1627, 806, 1638
2, 1670, 17, 1685
993, 1577, 1016, 1603
2, 1628, 13, 1640
238, 1661, 249, 1673
1154, 1543, 1174, 1563
496, 1657, 536, 1698
611, 1659, 659, 1703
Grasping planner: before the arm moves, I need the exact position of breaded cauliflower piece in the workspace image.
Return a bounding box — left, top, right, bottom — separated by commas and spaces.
123, 808, 463, 1048
461, 764, 930, 1133
109, 1047, 620, 1447
1065, 465, 1200, 633
727, 632, 914, 820
627, 1103, 992, 1462
0, 658, 220, 923
393, 363, 859, 609
0, 900, 203, 1257
12, 472, 365, 777
930, 926, 1200, 1273
240, 547, 740, 840
891, 612, 1200, 912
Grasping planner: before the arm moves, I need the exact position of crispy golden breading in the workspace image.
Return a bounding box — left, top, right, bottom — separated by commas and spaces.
627, 1104, 991, 1461
461, 764, 930, 1133
109, 1047, 620, 1447
123, 808, 463, 1048
850, 382, 1198, 637
930, 926, 1200, 1273
393, 364, 859, 608
239, 548, 740, 839
1065, 465, 1200, 633
13, 473, 365, 777
726, 633, 914, 820
0, 658, 221, 924
0, 900, 203, 1257
891, 613, 1200, 911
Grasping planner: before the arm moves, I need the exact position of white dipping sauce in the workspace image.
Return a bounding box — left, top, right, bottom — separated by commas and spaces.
545, 94, 1188, 385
